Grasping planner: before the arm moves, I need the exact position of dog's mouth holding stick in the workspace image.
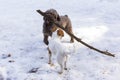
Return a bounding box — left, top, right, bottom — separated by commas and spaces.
36, 9, 115, 57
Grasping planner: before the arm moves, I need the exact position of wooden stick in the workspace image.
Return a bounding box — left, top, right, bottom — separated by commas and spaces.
36, 9, 115, 57
53, 22, 115, 57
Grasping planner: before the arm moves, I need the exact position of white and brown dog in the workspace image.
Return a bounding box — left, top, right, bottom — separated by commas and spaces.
47, 29, 74, 74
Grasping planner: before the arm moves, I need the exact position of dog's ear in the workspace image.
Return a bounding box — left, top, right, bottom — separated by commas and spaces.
57, 15, 61, 21
57, 29, 64, 37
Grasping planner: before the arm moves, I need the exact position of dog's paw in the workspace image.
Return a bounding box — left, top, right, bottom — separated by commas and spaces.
50, 63, 54, 66
44, 40, 49, 45
58, 71, 63, 74
48, 63, 54, 66
64, 68, 67, 70
70, 39, 74, 43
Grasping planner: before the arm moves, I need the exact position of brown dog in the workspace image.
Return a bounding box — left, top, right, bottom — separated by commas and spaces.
37, 9, 74, 45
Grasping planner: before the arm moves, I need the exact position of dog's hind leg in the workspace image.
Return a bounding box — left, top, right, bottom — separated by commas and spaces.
58, 64, 64, 74
69, 30, 74, 43
57, 54, 64, 74
70, 37, 74, 43
64, 55, 68, 70
65, 24, 74, 43
58, 55, 68, 74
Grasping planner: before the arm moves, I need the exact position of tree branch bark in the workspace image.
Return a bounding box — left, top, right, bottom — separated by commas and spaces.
36, 9, 115, 57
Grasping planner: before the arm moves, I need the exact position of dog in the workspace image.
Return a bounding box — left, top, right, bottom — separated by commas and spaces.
36, 9, 74, 45
48, 29, 70, 74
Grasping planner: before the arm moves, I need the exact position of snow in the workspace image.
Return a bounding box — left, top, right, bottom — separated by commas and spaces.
0, 0, 120, 80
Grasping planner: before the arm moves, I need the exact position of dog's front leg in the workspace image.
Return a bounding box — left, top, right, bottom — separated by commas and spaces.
48, 52, 52, 64
44, 35, 49, 45
47, 47, 54, 66
47, 47, 52, 64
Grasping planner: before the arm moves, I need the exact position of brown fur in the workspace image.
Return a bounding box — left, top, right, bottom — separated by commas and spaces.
42, 9, 74, 45
57, 29, 64, 37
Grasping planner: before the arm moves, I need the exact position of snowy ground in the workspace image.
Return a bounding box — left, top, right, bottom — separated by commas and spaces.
0, 0, 120, 80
